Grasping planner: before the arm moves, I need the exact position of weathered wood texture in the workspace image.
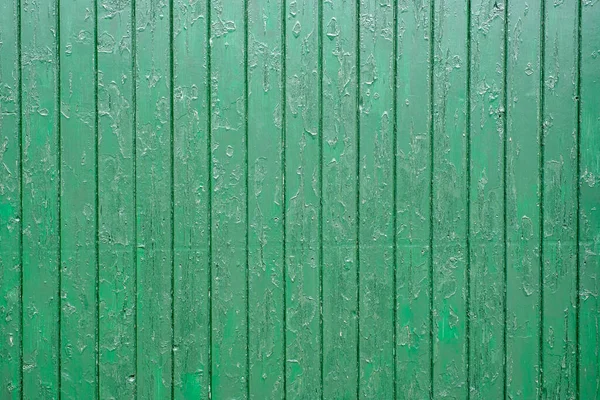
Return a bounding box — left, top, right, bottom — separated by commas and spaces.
0, 0, 596, 398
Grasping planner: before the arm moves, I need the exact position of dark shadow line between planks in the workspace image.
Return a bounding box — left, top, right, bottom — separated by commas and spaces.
465, 0, 473, 396
169, 0, 176, 396
318, 0, 324, 397
207, 0, 213, 395
18, 0, 24, 396
392, 0, 399, 398
538, 0, 546, 396
57, 0, 63, 393
575, 0, 582, 396
502, 0, 509, 397
355, 0, 361, 395
244, 0, 250, 397
428, 0, 435, 396
94, 0, 100, 395
281, 0, 288, 396
131, 0, 139, 395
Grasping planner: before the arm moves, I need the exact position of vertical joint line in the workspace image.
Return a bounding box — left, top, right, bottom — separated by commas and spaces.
131, 0, 138, 395
18, 0, 24, 395
169, 0, 175, 396
392, 0, 398, 398
206, 0, 213, 396
502, 0, 509, 397
575, 0, 582, 396
465, 0, 472, 396
94, 0, 100, 395
318, 0, 324, 397
539, 0, 546, 396
428, 0, 435, 396
56, 0, 62, 394
281, 0, 288, 396
244, 0, 250, 397
355, 0, 361, 396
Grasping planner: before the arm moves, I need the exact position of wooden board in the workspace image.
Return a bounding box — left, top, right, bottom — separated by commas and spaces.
321, 0, 359, 398
580, 1, 600, 398
209, 0, 248, 397
542, 0, 579, 397
134, 0, 173, 396
0, 0, 21, 398
468, 0, 506, 397
247, 0, 285, 397
59, 0, 98, 396
395, 0, 432, 397
506, 0, 542, 398
97, 0, 137, 397
358, 0, 395, 398
431, 0, 468, 397
172, 0, 210, 398
284, 0, 322, 398
21, 0, 61, 397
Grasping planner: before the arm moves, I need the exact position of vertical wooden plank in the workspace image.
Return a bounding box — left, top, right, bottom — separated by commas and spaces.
21, 0, 60, 396
468, 0, 506, 397
541, 0, 578, 397
431, 0, 468, 397
395, 0, 432, 397
172, 0, 209, 398
357, 0, 394, 398
321, 0, 358, 398
135, 0, 173, 396
505, 0, 542, 397
97, 0, 136, 397
59, 0, 98, 397
0, 0, 21, 397
210, 0, 248, 397
284, 0, 322, 397
580, 0, 600, 398
247, 0, 285, 398
97, 0, 137, 397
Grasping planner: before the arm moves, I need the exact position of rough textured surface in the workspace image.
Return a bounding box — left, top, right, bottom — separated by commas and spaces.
0, 0, 597, 399
506, 0, 542, 398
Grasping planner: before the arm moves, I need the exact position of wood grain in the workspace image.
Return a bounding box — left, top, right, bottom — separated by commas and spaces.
395, 0, 432, 397
21, 0, 61, 397
0, 0, 21, 397
284, 0, 322, 398
322, 0, 359, 398
506, 0, 542, 397
172, 0, 210, 398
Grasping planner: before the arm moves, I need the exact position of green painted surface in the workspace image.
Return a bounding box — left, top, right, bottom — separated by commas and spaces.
0, 0, 598, 399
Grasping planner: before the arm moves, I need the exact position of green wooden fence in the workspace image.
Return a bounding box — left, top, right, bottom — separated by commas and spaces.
0, 0, 598, 398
